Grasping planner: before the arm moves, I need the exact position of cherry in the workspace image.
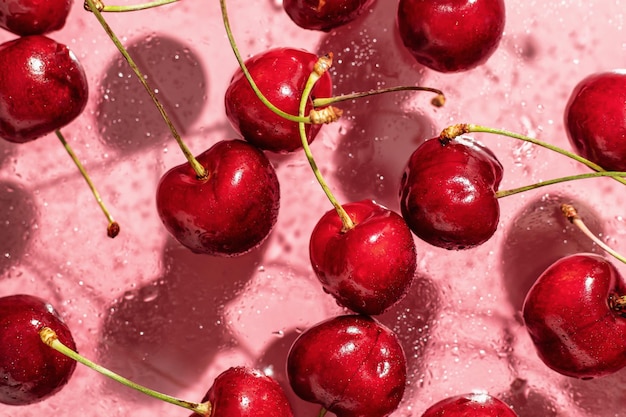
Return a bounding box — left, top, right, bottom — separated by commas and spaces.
0, 294, 77, 405
224, 47, 333, 153
421, 393, 518, 417
564, 70, 626, 171
397, 0, 506, 73
287, 314, 406, 417
282, 0, 376, 32
309, 199, 417, 315
0, 0, 72, 36
522, 253, 626, 379
156, 139, 280, 256
0, 35, 89, 143
399, 135, 503, 250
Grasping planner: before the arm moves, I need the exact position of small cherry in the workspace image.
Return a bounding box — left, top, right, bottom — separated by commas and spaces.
522, 253, 626, 379
0, 35, 89, 143
564, 70, 626, 171
0, 294, 77, 406
397, 0, 506, 73
309, 199, 417, 315
421, 393, 518, 417
282, 0, 376, 32
287, 314, 407, 417
0, 0, 72, 36
399, 135, 503, 250
156, 139, 280, 256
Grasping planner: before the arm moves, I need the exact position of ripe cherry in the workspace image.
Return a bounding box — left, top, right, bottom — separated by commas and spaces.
309, 199, 417, 315
287, 314, 406, 417
564, 70, 626, 171
156, 139, 280, 256
421, 393, 518, 417
0, 294, 77, 405
0, 0, 72, 36
0, 35, 89, 143
399, 136, 503, 250
282, 0, 376, 32
397, 0, 506, 72
522, 253, 626, 379
224, 47, 333, 153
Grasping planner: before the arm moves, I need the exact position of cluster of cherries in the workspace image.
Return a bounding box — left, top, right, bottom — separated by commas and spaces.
2, 0, 626, 416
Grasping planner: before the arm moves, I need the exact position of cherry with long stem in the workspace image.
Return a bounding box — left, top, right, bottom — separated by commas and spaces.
84, 0, 178, 12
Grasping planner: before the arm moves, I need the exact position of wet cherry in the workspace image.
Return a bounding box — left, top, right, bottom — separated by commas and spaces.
0, 294, 77, 405
283, 0, 376, 32
0, 0, 72, 36
421, 393, 518, 417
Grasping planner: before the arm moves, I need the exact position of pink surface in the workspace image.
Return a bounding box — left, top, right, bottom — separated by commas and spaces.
1, 0, 626, 416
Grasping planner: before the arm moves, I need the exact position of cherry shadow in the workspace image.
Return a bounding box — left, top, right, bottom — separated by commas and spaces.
500, 193, 605, 313
97, 239, 264, 402
565, 370, 626, 416
0, 180, 38, 277
0, 139, 16, 168
497, 378, 558, 417
95, 34, 207, 153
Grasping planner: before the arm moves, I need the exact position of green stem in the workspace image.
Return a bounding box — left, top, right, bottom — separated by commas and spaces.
313, 86, 445, 108
496, 171, 626, 198
84, 0, 207, 179
39, 327, 210, 415
55, 130, 120, 238
299, 57, 354, 231
101, 0, 178, 12
218, 0, 309, 124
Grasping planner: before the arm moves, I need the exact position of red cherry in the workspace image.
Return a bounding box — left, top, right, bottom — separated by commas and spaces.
399, 136, 503, 250
282, 0, 376, 32
156, 139, 280, 256
309, 199, 417, 315
287, 314, 406, 417
0, 0, 72, 36
0, 35, 89, 143
190, 367, 294, 417
522, 253, 626, 379
564, 70, 626, 171
421, 393, 518, 417
397, 0, 506, 73
224, 47, 333, 153
0, 294, 77, 405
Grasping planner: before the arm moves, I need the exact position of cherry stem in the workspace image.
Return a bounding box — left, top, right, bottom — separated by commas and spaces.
84, 0, 207, 179
299, 56, 354, 231
55, 130, 120, 238
496, 171, 626, 198
610, 294, 626, 315
561, 203, 626, 265
440, 124, 626, 187
84, 0, 177, 12
39, 327, 211, 415
318, 407, 328, 417
313, 86, 446, 108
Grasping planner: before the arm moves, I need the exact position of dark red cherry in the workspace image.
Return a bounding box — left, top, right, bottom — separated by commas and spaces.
522, 253, 626, 379
287, 314, 406, 417
564, 70, 626, 171
283, 0, 376, 32
309, 199, 417, 315
156, 139, 280, 256
0, 294, 77, 405
0, 35, 88, 143
421, 393, 518, 417
0, 0, 72, 36
189, 367, 294, 417
224, 47, 333, 153
397, 0, 506, 73
399, 136, 503, 250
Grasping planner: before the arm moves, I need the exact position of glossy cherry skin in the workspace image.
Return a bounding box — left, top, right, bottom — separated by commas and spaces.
564, 70, 626, 171
189, 367, 294, 417
224, 47, 333, 153
399, 136, 503, 250
0, 0, 72, 36
397, 0, 506, 73
522, 253, 626, 379
309, 199, 417, 315
0, 35, 88, 143
0, 294, 77, 405
156, 139, 280, 256
287, 314, 406, 417
421, 393, 518, 417
283, 0, 376, 32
